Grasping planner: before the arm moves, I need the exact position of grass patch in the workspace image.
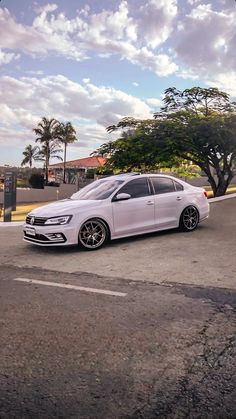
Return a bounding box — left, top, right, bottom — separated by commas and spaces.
0, 202, 51, 222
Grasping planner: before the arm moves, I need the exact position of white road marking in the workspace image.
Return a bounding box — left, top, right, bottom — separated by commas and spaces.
13, 277, 127, 297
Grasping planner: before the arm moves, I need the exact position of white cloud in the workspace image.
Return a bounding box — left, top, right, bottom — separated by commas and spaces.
132, 82, 139, 87
26, 70, 44, 75
176, 69, 199, 80
0, 2, 177, 76
146, 98, 162, 108
187, 0, 201, 4
36, 3, 58, 14
0, 7, 86, 61
206, 72, 236, 97
0, 8, 46, 53
0, 49, 19, 65
138, 0, 178, 49
0, 75, 152, 152
1, 0, 235, 101
125, 46, 178, 76
175, 2, 236, 81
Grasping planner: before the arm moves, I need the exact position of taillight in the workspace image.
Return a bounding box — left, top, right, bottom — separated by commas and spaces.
203, 190, 208, 198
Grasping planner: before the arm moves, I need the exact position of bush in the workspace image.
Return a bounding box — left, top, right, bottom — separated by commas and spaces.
85, 169, 96, 179
28, 173, 44, 189
17, 178, 30, 188
95, 167, 114, 176
47, 181, 60, 187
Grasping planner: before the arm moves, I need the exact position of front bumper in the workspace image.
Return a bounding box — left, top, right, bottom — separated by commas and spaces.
23, 223, 78, 246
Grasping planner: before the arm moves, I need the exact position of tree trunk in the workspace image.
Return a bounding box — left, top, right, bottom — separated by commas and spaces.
45, 149, 49, 185
63, 144, 67, 184
214, 174, 233, 197
204, 167, 234, 197
45, 163, 48, 185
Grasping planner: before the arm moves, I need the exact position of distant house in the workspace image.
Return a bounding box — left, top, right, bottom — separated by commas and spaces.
48, 156, 106, 183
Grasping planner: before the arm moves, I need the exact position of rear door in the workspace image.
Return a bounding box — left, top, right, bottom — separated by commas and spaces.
112, 177, 155, 236
150, 177, 186, 229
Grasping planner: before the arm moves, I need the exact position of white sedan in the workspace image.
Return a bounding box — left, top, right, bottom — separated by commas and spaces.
23, 173, 209, 250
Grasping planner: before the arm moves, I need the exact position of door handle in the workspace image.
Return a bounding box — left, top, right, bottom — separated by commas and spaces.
176, 196, 182, 201
146, 201, 154, 205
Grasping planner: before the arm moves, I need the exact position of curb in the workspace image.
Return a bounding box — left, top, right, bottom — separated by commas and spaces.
0, 221, 24, 227
208, 192, 236, 203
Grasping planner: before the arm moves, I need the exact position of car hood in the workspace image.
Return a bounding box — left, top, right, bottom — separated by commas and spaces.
29, 199, 103, 217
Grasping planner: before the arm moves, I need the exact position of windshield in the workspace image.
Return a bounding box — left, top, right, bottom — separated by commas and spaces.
71, 178, 124, 200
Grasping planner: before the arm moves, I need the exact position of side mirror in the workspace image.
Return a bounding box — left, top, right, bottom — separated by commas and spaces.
113, 193, 131, 201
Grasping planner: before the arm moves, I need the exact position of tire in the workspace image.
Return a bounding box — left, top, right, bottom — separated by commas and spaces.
179, 206, 199, 232
78, 218, 109, 250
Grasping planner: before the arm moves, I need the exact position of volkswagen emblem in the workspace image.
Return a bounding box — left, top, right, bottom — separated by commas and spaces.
30, 216, 35, 225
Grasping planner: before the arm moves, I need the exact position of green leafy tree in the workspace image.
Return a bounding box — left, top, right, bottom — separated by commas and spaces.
33, 117, 61, 184
21, 144, 41, 168
154, 87, 236, 196
158, 86, 235, 117
98, 87, 236, 196
57, 122, 77, 183
96, 119, 180, 172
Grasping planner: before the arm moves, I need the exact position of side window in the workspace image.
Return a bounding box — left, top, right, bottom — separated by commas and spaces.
174, 181, 184, 191
117, 178, 150, 198
151, 177, 175, 194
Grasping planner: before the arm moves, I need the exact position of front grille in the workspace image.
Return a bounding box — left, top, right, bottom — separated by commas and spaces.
26, 215, 47, 226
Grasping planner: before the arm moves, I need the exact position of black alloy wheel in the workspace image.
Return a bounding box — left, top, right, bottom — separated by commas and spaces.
78, 219, 109, 250
180, 206, 199, 231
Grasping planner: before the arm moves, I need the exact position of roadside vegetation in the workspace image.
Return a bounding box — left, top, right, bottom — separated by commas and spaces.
0, 202, 50, 222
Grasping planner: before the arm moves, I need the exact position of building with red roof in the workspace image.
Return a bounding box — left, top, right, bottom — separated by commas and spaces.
49, 156, 106, 170
48, 156, 106, 184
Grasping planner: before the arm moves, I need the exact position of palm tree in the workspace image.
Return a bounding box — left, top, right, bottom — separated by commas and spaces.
33, 117, 61, 184
38, 142, 63, 163
21, 144, 41, 168
57, 122, 77, 183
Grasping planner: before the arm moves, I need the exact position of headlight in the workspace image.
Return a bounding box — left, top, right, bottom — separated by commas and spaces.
44, 215, 72, 225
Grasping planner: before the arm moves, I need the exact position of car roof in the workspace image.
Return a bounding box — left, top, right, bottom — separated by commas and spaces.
108, 173, 140, 180
105, 172, 179, 180
103, 173, 193, 188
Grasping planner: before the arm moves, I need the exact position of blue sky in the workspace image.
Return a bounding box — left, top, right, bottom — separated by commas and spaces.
0, 0, 236, 166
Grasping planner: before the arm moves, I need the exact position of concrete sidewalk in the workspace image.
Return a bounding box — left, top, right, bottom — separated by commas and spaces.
208, 192, 236, 202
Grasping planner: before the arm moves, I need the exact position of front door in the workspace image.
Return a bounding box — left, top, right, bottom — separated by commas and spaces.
112, 177, 155, 236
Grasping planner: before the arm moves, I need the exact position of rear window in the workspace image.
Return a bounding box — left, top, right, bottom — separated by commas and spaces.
174, 181, 184, 191
151, 177, 184, 194
151, 177, 175, 194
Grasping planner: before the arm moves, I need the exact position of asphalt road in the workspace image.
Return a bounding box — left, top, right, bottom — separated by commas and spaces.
0, 199, 236, 289
0, 198, 236, 418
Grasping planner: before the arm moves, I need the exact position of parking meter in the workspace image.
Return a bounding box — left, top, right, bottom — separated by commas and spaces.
4, 172, 17, 222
